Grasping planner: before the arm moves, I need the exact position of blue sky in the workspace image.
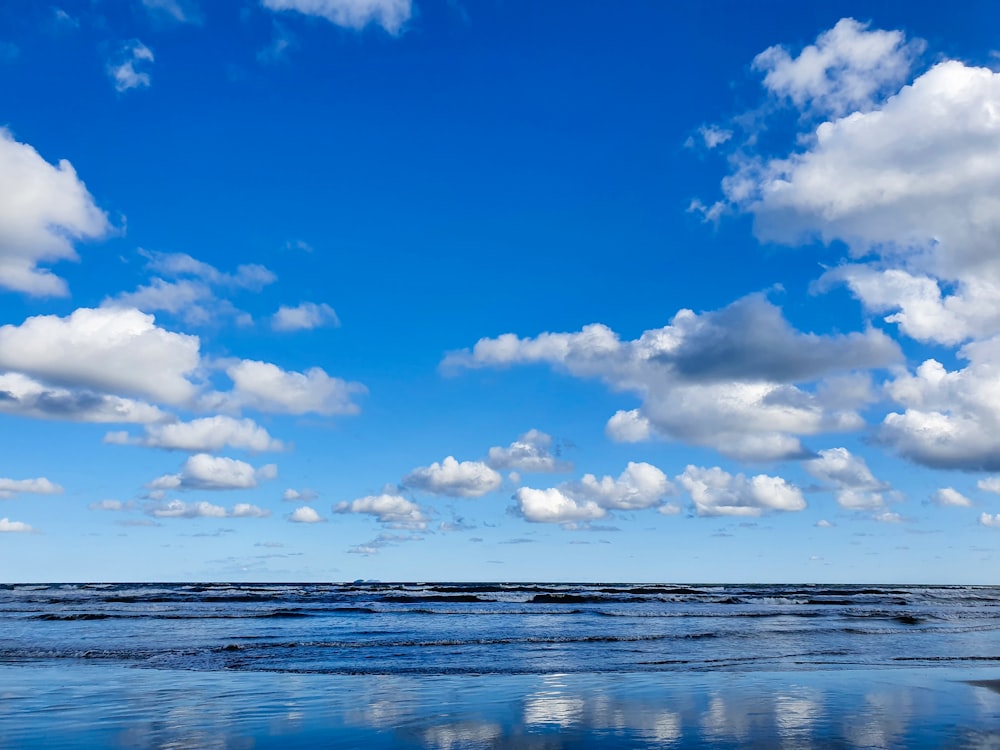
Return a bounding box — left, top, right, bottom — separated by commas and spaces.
3, 0, 1000, 583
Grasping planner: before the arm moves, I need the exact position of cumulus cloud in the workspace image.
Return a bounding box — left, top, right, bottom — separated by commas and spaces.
727, 47, 1000, 349
514, 487, 606, 526
261, 0, 412, 35
271, 302, 340, 331
231, 503, 271, 518
573, 462, 673, 511
288, 505, 325, 523
977, 477, 1000, 495
0, 307, 201, 406
699, 21, 1000, 477
513, 462, 673, 525
0, 129, 111, 296
980, 513, 1000, 528
147, 454, 277, 491
403, 456, 502, 497
605, 409, 653, 443
108, 40, 154, 92
334, 493, 427, 530
226, 359, 366, 416
931, 488, 971, 508
880, 340, 1000, 471
0, 477, 63, 499
444, 294, 898, 461
676, 465, 805, 517
487, 430, 572, 473
873, 511, 903, 524
803, 447, 890, 510
0, 518, 34, 533
753, 18, 920, 116
105, 416, 284, 452
0, 372, 168, 423
282, 488, 318, 502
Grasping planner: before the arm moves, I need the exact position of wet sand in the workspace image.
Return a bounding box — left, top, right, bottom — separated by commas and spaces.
3, 664, 1000, 748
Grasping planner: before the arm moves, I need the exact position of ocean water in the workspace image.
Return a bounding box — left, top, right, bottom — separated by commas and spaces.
3, 582, 1000, 747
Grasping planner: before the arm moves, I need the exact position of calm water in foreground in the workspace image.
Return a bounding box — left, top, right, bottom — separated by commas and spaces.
2, 582, 1000, 747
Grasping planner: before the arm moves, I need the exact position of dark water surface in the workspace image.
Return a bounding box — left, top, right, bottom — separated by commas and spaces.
3, 582, 1000, 747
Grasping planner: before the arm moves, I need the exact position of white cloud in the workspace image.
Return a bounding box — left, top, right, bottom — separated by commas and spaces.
573, 462, 673, 511
111, 278, 214, 322
148, 499, 227, 519
145, 499, 268, 519
288, 505, 325, 523
816, 519, 833, 527
404, 456, 502, 497
980, 513, 1000, 528
708, 33, 1000, 474
148, 454, 277, 491
226, 359, 366, 416
282, 488, 318, 502
108, 40, 154, 93
0, 307, 201, 406
834, 489, 886, 511
271, 302, 340, 331
88, 499, 132, 511
0, 372, 168, 423
107, 250, 276, 326
139, 249, 276, 290
487, 429, 572, 473
873, 511, 903, 524
262, 0, 412, 35
880, 340, 1000, 471
698, 125, 732, 149
0, 129, 111, 296
231, 503, 271, 518
605, 409, 652, 443
977, 477, 1000, 495
0, 518, 33, 533
803, 447, 890, 510
334, 493, 427, 529
816, 267, 1000, 347
753, 18, 920, 116
105, 416, 283, 452
444, 294, 898, 461
513, 462, 673, 525
0, 477, 63, 499
932, 488, 971, 508
514, 487, 606, 526
727, 54, 1000, 349
677, 465, 806, 517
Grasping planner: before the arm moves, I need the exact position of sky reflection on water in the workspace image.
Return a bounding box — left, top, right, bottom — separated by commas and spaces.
2, 665, 1000, 748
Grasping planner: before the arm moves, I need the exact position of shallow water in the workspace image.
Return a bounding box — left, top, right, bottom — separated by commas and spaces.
4, 583, 1000, 747
3, 664, 1000, 748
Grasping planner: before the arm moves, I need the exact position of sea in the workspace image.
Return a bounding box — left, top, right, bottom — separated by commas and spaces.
2, 582, 1000, 748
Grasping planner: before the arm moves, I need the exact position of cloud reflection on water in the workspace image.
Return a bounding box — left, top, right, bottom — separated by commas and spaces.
5, 665, 1000, 748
